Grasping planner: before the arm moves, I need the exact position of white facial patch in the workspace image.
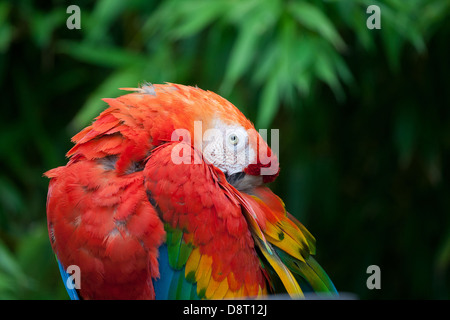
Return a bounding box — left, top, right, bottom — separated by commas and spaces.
202, 119, 256, 176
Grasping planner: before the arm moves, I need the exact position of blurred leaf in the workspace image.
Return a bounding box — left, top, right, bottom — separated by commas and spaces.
29, 8, 66, 48
16, 225, 55, 287
435, 231, 450, 274
0, 175, 25, 218
315, 51, 343, 100
0, 24, 12, 52
394, 106, 417, 168
69, 66, 146, 131
420, 1, 450, 37
0, 242, 25, 279
57, 40, 147, 68
434, 230, 450, 298
170, 0, 230, 39
84, 0, 129, 43
289, 1, 345, 51
0, 2, 12, 53
0, 240, 30, 299
221, 15, 262, 94
256, 77, 279, 129
252, 43, 279, 86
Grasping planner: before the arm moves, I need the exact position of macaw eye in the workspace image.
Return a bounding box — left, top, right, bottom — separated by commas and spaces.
228, 133, 239, 146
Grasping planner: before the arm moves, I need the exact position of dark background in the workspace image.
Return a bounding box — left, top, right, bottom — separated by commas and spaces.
0, 0, 449, 299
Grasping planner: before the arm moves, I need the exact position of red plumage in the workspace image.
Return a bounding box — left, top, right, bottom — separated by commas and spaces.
46, 159, 165, 299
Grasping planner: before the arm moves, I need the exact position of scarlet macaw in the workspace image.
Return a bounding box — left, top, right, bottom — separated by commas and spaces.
45, 83, 337, 299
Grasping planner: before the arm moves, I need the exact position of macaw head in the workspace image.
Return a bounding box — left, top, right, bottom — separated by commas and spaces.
68, 83, 279, 189
125, 83, 280, 190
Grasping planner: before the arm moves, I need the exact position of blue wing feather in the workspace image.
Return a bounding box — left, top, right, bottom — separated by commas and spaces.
56, 257, 80, 300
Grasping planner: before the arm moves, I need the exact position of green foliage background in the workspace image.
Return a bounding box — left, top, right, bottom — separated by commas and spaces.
1, 0, 449, 299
